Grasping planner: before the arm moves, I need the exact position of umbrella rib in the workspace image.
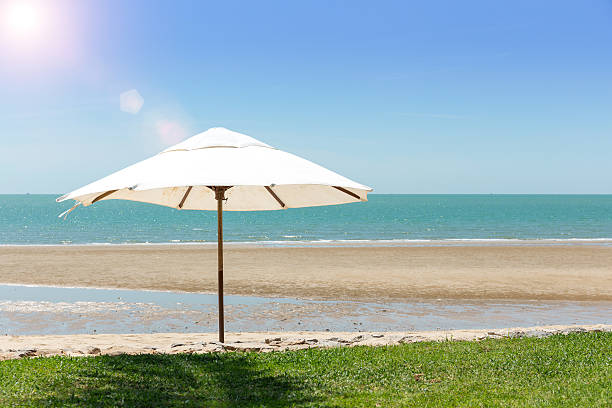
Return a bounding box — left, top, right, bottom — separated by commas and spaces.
265, 186, 286, 208
92, 189, 118, 204
178, 186, 193, 209
332, 186, 361, 200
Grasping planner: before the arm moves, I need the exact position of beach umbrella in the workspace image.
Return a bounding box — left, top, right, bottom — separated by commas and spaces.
57, 127, 372, 342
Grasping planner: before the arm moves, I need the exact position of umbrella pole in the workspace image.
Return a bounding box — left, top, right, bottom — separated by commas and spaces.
216, 190, 224, 343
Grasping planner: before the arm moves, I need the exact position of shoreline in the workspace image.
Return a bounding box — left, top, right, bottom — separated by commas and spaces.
1, 324, 610, 360
1, 244, 611, 302
2, 238, 612, 248
3, 281, 612, 304
3, 283, 609, 336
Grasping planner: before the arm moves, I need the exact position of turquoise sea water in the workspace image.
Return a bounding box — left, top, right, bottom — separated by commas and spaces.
1, 194, 611, 245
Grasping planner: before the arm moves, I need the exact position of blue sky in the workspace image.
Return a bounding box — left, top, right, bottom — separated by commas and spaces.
1, 0, 611, 194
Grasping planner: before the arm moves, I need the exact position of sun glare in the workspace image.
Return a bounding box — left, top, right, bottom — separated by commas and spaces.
4, 1, 43, 38
0, 0, 78, 70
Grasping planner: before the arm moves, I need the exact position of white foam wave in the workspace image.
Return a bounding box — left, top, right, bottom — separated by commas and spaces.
1, 237, 612, 248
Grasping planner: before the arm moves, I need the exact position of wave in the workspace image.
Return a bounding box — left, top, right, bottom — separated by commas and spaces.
2, 237, 612, 247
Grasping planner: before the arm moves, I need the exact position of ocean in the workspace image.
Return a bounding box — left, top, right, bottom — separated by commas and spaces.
1, 194, 611, 245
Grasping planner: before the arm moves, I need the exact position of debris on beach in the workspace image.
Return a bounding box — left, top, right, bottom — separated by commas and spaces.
1, 324, 610, 361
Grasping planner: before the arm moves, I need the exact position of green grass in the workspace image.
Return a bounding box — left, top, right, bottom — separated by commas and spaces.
1, 332, 610, 407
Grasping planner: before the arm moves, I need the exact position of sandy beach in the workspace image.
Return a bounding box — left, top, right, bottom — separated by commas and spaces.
1, 324, 609, 360
1, 244, 611, 301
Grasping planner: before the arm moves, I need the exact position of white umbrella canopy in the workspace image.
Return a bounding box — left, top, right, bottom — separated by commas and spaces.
57, 127, 372, 342
57, 127, 371, 211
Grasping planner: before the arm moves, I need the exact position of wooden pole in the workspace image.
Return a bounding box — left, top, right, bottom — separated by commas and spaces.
216, 188, 224, 343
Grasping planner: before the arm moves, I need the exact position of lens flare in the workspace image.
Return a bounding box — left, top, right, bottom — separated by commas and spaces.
120, 89, 144, 114
156, 120, 188, 146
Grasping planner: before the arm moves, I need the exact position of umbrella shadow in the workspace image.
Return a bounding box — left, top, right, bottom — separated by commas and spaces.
32, 353, 320, 407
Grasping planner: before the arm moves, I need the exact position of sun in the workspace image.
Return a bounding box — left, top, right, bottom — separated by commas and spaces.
1, 0, 77, 69
3, 1, 43, 39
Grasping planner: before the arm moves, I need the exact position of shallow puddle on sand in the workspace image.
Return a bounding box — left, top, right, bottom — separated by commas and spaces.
0, 284, 610, 335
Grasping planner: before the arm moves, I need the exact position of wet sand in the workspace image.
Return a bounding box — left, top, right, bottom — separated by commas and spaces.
1, 244, 611, 301
1, 324, 609, 360
3, 284, 610, 335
